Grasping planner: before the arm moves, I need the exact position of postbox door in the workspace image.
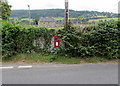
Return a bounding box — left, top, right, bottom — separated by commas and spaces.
54, 36, 60, 48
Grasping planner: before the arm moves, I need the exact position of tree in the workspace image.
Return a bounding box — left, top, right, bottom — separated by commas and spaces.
0, 0, 12, 20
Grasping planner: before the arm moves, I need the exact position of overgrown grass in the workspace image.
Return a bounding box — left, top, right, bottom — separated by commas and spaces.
2, 53, 118, 64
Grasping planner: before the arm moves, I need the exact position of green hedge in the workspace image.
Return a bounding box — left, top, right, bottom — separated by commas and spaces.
2, 21, 120, 59
2, 21, 55, 58
57, 21, 120, 59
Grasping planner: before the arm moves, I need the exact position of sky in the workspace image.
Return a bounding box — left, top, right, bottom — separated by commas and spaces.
8, 0, 120, 13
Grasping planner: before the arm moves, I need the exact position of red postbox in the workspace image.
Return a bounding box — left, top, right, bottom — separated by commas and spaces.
54, 36, 60, 48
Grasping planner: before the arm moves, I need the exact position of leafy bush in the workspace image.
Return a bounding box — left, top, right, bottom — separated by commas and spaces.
89, 21, 120, 58
57, 21, 120, 59
2, 21, 55, 58
2, 21, 21, 57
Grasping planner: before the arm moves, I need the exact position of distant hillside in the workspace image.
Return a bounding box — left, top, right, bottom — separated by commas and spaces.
10, 9, 118, 19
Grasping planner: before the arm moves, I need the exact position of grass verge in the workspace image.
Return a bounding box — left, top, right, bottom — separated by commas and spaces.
2, 53, 118, 64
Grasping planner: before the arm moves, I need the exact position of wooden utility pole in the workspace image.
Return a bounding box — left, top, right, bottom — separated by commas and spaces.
65, 0, 69, 25
118, 1, 120, 21
28, 4, 31, 25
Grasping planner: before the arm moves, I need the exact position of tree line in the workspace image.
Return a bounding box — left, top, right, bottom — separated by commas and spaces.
11, 9, 118, 19
0, 1, 118, 21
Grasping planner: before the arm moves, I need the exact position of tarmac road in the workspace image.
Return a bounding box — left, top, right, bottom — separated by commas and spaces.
1, 63, 118, 84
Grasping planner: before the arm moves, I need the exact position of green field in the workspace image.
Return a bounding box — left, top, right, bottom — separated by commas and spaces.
88, 18, 118, 23
20, 18, 34, 22
54, 17, 64, 20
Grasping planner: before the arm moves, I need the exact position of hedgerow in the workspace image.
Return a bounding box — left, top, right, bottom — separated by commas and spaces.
2, 21, 55, 58
57, 21, 120, 59
2, 20, 120, 59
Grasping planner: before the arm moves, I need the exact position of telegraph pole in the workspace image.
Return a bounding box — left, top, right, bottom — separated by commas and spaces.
118, 1, 120, 21
28, 4, 31, 25
65, 0, 69, 25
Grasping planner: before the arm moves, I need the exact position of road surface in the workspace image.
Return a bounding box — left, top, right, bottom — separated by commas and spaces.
1, 63, 118, 84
